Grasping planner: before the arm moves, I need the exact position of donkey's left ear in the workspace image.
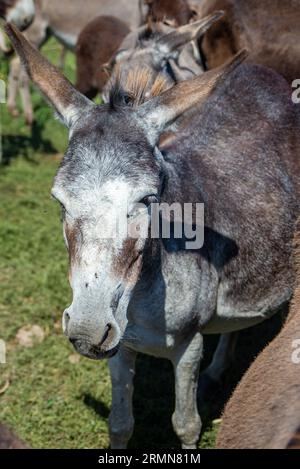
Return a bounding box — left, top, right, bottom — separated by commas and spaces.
5, 22, 94, 128
138, 49, 248, 146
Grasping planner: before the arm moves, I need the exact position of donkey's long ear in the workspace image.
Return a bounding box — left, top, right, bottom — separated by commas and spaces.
155, 12, 224, 57
5, 23, 94, 128
138, 49, 247, 145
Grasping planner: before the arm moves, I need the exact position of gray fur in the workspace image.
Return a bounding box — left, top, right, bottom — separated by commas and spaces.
56, 65, 299, 447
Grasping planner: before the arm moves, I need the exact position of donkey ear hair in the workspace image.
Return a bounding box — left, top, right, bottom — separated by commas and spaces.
138, 49, 248, 145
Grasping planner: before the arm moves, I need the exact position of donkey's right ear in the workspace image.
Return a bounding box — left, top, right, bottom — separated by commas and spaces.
5, 23, 94, 128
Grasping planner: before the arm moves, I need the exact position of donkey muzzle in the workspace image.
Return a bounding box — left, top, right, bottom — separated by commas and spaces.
69, 337, 119, 360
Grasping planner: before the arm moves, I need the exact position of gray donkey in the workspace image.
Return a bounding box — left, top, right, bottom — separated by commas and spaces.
102, 14, 223, 102
76, 13, 223, 100
6, 21, 300, 448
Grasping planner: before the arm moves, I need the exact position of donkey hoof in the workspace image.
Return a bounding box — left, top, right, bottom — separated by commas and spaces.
182, 444, 197, 449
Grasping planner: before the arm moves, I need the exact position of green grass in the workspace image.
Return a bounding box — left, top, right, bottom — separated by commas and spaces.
0, 40, 113, 449
0, 37, 282, 449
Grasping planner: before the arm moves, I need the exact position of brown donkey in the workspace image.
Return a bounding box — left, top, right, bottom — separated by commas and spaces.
217, 224, 300, 449
197, 0, 300, 85
144, 0, 196, 26
75, 16, 130, 100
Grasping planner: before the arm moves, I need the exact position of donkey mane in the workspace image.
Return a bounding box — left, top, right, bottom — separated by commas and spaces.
108, 67, 169, 108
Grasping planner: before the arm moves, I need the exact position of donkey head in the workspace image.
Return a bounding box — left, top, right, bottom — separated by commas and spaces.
0, 0, 35, 30
6, 22, 246, 360
144, 0, 195, 27
103, 12, 224, 101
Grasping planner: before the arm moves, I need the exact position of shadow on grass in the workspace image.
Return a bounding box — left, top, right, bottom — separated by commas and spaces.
83, 394, 110, 420
2, 120, 57, 165
130, 355, 179, 448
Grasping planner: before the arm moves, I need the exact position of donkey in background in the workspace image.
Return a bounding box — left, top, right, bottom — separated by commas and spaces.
77, 13, 222, 101
0, 0, 34, 30
6, 20, 300, 449
196, 0, 300, 85
6, 0, 149, 124
0, 0, 34, 52
217, 222, 300, 449
144, 0, 196, 26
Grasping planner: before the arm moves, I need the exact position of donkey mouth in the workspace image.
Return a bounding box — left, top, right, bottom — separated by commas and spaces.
69, 338, 119, 360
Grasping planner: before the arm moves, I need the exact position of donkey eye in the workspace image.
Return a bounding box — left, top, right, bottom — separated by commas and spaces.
140, 195, 158, 206
128, 196, 157, 220
128, 195, 159, 219
128, 205, 147, 220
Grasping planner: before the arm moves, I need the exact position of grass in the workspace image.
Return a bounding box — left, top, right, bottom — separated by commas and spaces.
0, 38, 283, 449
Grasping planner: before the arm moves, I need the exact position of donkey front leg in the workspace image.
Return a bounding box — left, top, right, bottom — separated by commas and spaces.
7, 56, 21, 118
108, 346, 137, 449
171, 332, 203, 449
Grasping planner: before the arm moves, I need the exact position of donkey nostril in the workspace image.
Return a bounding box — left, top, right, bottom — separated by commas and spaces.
99, 323, 112, 347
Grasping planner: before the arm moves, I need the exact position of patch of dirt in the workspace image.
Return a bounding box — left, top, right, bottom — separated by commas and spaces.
15, 325, 45, 348
68, 354, 80, 364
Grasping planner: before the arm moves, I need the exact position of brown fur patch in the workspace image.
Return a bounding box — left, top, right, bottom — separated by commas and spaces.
198, 0, 300, 84
109, 66, 169, 108
112, 238, 143, 286
145, 0, 194, 27
64, 220, 82, 266
75, 15, 130, 98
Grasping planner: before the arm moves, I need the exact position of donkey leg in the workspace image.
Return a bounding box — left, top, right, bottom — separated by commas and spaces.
19, 66, 33, 126
198, 332, 239, 400
7, 56, 21, 118
108, 346, 137, 449
171, 332, 203, 449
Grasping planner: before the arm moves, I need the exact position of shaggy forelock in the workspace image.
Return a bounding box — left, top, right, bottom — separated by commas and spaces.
109, 67, 169, 109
